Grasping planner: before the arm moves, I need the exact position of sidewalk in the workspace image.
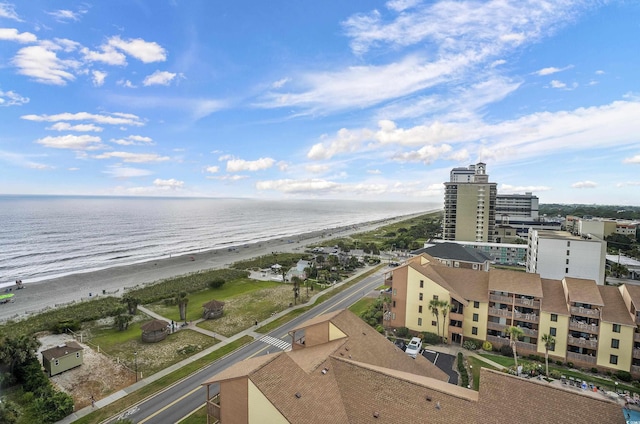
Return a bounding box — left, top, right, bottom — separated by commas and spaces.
425, 344, 507, 371
59, 265, 378, 423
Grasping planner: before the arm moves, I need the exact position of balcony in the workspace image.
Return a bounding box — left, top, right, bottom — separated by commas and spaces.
632, 365, 640, 376
514, 311, 538, 323
487, 321, 506, 332
449, 312, 464, 322
635, 332, 640, 343
518, 327, 538, 338
488, 307, 511, 318
515, 340, 538, 353
567, 351, 597, 365
207, 394, 221, 422
570, 306, 600, 318
634, 349, 640, 360
449, 325, 463, 335
567, 335, 598, 349
569, 321, 599, 334
487, 334, 509, 347
489, 293, 540, 309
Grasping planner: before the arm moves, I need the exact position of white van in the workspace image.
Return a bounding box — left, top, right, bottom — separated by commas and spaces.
405, 337, 422, 358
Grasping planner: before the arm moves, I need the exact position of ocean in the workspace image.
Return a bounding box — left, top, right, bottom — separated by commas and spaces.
0, 196, 439, 287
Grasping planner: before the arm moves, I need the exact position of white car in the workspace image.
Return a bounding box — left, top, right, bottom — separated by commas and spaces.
405, 337, 422, 358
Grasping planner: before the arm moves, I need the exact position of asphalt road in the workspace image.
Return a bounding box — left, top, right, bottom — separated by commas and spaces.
108, 268, 387, 424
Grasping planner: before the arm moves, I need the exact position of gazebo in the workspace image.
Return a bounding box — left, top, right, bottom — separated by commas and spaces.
140, 319, 169, 343
202, 299, 225, 319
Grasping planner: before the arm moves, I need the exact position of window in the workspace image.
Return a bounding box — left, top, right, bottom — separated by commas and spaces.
420, 280, 424, 288
566, 250, 570, 256
565, 268, 569, 274
550, 327, 556, 337
433, 295, 439, 301
551, 314, 558, 322
54, 359, 59, 366
454, 261, 460, 268
472, 327, 478, 335
610, 355, 618, 365
611, 339, 620, 349
613, 324, 621, 333
566, 259, 569, 265
419, 293, 424, 301
392, 289, 397, 296
418, 305, 423, 313
392, 300, 396, 308
549, 343, 555, 352
76, 352, 80, 358
567, 241, 571, 247
432, 321, 437, 326
474, 301, 480, 308
473, 313, 479, 322
418, 318, 422, 326
473, 264, 478, 270
392, 312, 396, 320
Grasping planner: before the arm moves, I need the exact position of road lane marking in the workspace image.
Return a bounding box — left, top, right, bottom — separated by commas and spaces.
137, 386, 201, 424
259, 335, 291, 351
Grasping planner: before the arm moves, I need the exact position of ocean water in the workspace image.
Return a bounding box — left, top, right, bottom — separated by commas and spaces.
0, 196, 438, 286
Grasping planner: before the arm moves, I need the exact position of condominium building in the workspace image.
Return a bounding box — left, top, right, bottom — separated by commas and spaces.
204, 308, 624, 423
527, 229, 607, 285
386, 255, 637, 377
443, 162, 497, 243
430, 239, 528, 266
496, 192, 539, 223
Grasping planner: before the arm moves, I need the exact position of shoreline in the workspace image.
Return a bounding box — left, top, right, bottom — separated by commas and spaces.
0, 211, 437, 322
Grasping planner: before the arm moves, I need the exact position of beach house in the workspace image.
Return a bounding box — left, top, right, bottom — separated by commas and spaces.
41, 341, 84, 377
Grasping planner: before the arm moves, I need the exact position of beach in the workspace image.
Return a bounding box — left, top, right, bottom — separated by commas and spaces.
0, 213, 427, 322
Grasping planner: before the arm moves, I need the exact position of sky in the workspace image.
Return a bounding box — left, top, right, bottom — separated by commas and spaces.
1, 1, 639, 205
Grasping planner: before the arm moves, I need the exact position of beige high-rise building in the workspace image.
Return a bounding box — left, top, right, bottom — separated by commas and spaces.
443, 162, 497, 242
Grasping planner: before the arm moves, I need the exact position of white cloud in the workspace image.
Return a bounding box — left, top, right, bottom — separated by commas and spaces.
207, 174, 249, 181
550, 80, 566, 89
22, 111, 144, 126
82, 46, 126, 65
107, 36, 167, 63
46, 122, 103, 132
0, 3, 22, 21
0, 28, 37, 43
143, 70, 177, 86
386, 0, 421, 12
571, 181, 597, 189
256, 178, 340, 194
117, 79, 137, 88
490, 59, 506, 67
36, 134, 103, 150
154, 178, 184, 189
392, 143, 452, 164
110, 135, 153, 145
305, 164, 331, 174
92, 70, 107, 86
47, 9, 83, 22
272, 77, 290, 88
616, 181, 640, 187
104, 165, 153, 178
0, 89, 29, 106
205, 166, 219, 173
226, 157, 275, 172
623, 155, 640, 164
595, 70, 605, 75
12, 45, 80, 85
93, 152, 170, 163
534, 66, 572, 76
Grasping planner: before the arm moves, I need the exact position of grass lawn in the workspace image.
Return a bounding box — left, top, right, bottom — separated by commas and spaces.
349, 297, 376, 316
180, 405, 207, 424
146, 278, 281, 322
467, 356, 500, 390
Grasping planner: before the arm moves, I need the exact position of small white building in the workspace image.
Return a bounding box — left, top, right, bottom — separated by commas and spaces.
526, 229, 607, 285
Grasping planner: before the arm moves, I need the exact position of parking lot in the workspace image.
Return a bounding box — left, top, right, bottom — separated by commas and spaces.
421, 348, 458, 384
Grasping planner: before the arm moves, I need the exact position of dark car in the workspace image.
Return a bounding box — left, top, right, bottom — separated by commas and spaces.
394, 339, 406, 351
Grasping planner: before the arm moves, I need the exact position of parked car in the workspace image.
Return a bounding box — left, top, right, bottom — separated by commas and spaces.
394, 339, 406, 351
405, 337, 422, 358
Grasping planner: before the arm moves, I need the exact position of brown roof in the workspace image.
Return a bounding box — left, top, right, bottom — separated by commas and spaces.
202, 299, 225, 309
623, 284, 640, 313
140, 319, 169, 332
488, 268, 543, 298
598, 285, 635, 326
540, 278, 570, 315
563, 277, 604, 306
429, 265, 490, 303
41, 341, 83, 361
288, 309, 342, 333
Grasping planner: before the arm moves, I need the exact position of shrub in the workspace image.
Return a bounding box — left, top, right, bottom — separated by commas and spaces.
555, 360, 563, 366
500, 345, 513, 357
375, 324, 385, 333
591, 367, 598, 374
457, 352, 470, 387
208, 278, 226, 289
463, 340, 477, 350
53, 319, 81, 334
615, 370, 632, 382
396, 327, 410, 338
482, 341, 492, 351
421, 332, 440, 345
567, 362, 574, 369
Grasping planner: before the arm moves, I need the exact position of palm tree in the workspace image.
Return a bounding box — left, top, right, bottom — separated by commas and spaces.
505, 325, 524, 371
291, 276, 301, 305
541, 333, 556, 377
114, 314, 133, 331
122, 295, 140, 315
439, 301, 450, 344
428, 299, 441, 341
175, 291, 189, 322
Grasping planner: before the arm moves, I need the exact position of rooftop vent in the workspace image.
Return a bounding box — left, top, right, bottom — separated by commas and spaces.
373, 412, 380, 418
321, 367, 329, 374
295, 392, 302, 399
426, 396, 432, 402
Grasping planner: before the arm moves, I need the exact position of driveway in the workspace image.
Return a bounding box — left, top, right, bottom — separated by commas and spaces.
422, 348, 458, 384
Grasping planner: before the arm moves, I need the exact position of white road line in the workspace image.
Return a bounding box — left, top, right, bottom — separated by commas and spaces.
260, 335, 291, 351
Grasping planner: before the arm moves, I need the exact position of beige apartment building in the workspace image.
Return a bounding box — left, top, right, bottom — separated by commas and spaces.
387, 254, 638, 376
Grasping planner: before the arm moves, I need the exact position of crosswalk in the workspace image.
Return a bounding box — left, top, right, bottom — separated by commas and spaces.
259, 335, 291, 351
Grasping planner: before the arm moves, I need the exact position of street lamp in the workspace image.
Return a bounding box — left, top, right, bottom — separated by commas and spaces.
134, 351, 138, 382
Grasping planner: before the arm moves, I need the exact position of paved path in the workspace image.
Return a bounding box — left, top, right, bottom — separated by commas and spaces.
137, 305, 227, 340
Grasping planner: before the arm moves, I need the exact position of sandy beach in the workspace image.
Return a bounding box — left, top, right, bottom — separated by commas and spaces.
0, 212, 431, 322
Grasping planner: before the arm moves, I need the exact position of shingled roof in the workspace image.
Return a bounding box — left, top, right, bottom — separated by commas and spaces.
41, 341, 83, 361
415, 242, 492, 264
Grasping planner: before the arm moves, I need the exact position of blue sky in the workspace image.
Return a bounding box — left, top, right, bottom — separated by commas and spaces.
1, 1, 639, 205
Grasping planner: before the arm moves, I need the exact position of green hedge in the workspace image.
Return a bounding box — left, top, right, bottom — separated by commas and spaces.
458, 352, 469, 388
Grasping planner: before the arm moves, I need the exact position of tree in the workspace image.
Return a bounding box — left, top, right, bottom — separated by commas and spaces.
541, 333, 556, 377
114, 314, 133, 331
122, 295, 140, 315
291, 276, 301, 305
208, 278, 226, 289
428, 299, 441, 341
505, 326, 524, 371
175, 291, 189, 322
439, 301, 450, 344
0, 334, 41, 376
